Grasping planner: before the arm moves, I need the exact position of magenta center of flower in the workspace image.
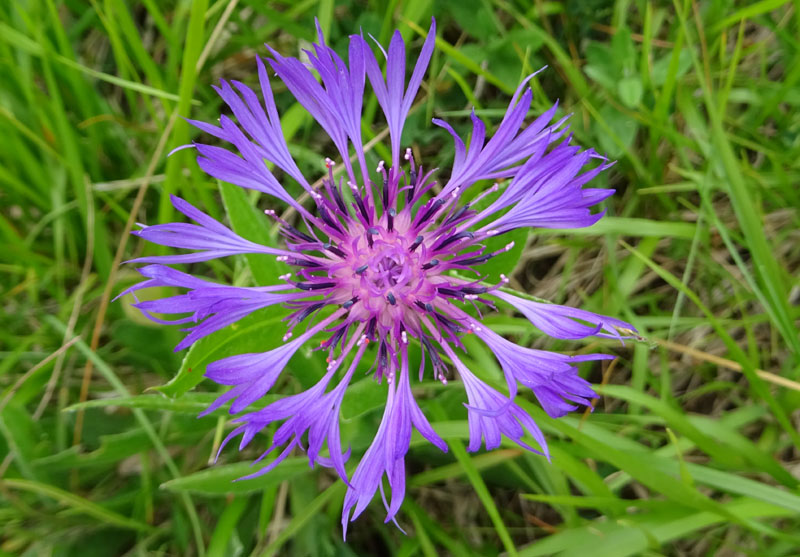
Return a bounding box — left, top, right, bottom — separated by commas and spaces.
367, 243, 411, 291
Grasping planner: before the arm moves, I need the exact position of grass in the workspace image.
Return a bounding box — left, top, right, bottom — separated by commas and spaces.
1, 0, 799, 555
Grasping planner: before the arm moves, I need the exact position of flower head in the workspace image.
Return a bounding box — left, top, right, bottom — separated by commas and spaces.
122, 18, 633, 533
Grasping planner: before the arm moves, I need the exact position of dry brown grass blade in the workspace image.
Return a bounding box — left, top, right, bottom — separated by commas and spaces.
654, 337, 800, 392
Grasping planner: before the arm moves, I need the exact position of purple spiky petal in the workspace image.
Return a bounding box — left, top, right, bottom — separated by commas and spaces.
122, 17, 634, 535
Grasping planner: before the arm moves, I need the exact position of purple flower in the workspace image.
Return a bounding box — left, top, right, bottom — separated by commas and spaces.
123, 18, 634, 533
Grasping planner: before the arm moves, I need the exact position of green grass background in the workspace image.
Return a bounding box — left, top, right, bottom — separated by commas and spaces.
2, 0, 800, 555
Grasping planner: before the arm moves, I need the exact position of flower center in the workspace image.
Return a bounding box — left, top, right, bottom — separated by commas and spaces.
368, 245, 410, 291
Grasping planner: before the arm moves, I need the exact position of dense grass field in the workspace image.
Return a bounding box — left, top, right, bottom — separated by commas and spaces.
2, 0, 800, 555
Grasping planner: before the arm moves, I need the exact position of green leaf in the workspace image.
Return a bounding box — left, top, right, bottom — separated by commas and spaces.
617, 76, 643, 108
1, 478, 153, 532
160, 458, 313, 496
219, 181, 282, 285
544, 216, 696, 239
154, 310, 287, 398
480, 227, 528, 279
341, 376, 387, 420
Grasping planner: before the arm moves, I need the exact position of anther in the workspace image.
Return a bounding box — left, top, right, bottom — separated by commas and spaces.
355, 264, 368, 275
386, 292, 396, 306
422, 259, 439, 270
434, 231, 474, 251
418, 198, 446, 224
342, 297, 358, 309
323, 242, 346, 258
409, 235, 424, 252
293, 281, 336, 291
366, 227, 379, 248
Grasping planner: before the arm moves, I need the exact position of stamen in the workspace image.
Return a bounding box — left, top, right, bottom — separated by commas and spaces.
366, 227, 379, 248
292, 281, 336, 291
470, 182, 500, 207
433, 231, 474, 251
386, 292, 396, 305
436, 286, 464, 299
407, 169, 418, 204
323, 242, 346, 258
421, 259, 439, 270
342, 297, 359, 309
355, 264, 368, 275
330, 178, 348, 214
409, 235, 424, 252
366, 317, 377, 340
319, 206, 343, 234
417, 198, 446, 225
443, 204, 470, 226
382, 175, 390, 210
293, 302, 325, 323
287, 258, 322, 268
461, 285, 488, 295
387, 208, 396, 232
